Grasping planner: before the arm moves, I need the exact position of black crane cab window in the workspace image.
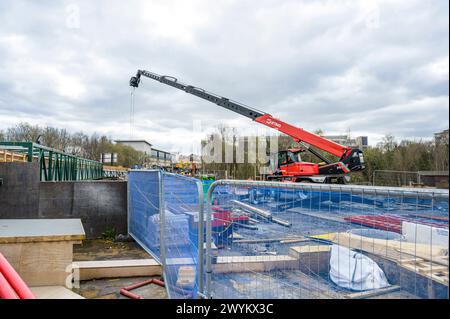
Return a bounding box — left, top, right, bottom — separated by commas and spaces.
278, 151, 288, 167
287, 151, 301, 164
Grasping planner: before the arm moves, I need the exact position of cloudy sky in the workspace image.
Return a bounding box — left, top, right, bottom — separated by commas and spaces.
0, 0, 448, 154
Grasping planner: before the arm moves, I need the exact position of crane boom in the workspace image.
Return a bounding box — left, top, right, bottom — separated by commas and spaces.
131, 70, 348, 158
130, 69, 365, 178
131, 70, 265, 119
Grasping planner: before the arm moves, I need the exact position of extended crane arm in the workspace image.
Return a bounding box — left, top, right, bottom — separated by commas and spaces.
130, 69, 365, 172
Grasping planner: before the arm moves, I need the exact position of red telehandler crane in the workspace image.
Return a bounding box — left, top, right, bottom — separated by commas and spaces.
130, 69, 365, 183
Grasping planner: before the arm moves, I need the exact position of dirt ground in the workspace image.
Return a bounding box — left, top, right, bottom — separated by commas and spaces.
73, 239, 167, 299
73, 239, 151, 261
73, 276, 167, 299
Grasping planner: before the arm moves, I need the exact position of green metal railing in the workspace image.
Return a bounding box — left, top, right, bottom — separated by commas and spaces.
0, 142, 103, 181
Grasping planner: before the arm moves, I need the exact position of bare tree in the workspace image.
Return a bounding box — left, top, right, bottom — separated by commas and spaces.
5, 123, 41, 142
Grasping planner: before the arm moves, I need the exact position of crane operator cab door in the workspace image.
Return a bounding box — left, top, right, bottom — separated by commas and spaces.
270, 150, 319, 179
269, 151, 288, 176
270, 151, 300, 174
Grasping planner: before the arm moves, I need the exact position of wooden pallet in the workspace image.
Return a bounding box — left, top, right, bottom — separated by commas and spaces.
0, 149, 27, 162
176, 266, 196, 289
400, 257, 449, 286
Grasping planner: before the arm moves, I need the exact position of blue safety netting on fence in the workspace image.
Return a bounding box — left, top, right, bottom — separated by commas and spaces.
129, 173, 449, 299
128, 170, 203, 299
161, 173, 203, 299
205, 182, 449, 299
128, 170, 162, 262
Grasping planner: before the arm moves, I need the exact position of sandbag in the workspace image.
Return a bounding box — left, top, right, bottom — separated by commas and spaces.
329, 244, 390, 291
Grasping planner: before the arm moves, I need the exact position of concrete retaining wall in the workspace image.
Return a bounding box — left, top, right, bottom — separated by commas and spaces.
0, 162, 127, 238
0, 162, 40, 218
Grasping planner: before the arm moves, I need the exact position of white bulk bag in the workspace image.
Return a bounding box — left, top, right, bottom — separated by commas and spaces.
329, 244, 390, 291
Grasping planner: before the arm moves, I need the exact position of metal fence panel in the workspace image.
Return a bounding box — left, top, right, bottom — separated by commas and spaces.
128, 170, 162, 262
373, 170, 418, 187
205, 180, 449, 299
161, 172, 203, 299
128, 170, 204, 299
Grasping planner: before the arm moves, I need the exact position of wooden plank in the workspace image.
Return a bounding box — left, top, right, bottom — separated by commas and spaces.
73, 259, 162, 280
0, 219, 85, 244
344, 285, 401, 299
176, 266, 196, 289
30, 286, 85, 299
289, 245, 331, 255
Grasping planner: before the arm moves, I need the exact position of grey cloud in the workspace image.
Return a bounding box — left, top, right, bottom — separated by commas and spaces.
0, 0, 448, 151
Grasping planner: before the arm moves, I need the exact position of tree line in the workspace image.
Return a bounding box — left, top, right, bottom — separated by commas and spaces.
0, 122, 145, 167
2, 122, 448, 183
200, 125, 449, 184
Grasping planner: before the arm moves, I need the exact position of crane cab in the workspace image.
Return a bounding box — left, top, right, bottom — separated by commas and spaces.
269, 149, 319, 180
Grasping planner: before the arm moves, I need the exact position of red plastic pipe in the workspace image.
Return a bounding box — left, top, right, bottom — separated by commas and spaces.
152, 279, 165, 287
119, 288, 144, 299
0, 271, 19, 299
0, 253, 35, 299
122, 278, 155, 291
120, 278, 193, 299
120, 278, 166, 299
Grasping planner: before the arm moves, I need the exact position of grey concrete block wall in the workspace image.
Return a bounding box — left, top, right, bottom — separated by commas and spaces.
0, 162, 128, 238
39, 181, 128, 238
39, 182, 75, 216
0, 162, 40, 218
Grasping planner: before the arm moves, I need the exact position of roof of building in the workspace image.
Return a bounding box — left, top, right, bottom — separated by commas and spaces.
114, 140, 152, 147
151, 147, 173, 155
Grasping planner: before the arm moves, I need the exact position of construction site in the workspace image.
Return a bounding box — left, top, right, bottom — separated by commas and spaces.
0, 1, 449, 304
0, 68, 448, 300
